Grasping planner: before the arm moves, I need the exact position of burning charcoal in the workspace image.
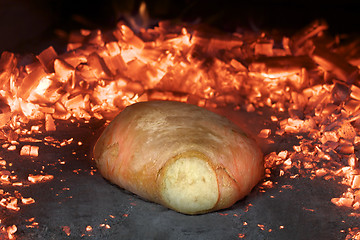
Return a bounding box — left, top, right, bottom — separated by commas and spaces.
64, 94, 86, 111
230, 59, 247, 72
21, 197, 35, 205
104, 42, 127, 75
282, 37, 292, 55
0, 52, 17, 72
315, 168, 328, 177
67, 42, 82, 51
124, 59, 147, 80
335, 121, 356, 140
327, 149, 342, 163
276, 151, 287, 161
291, 19, 328, 55
68, 30, 87, 45
36, 46, 57, 73
74, 65, 96, 83
6, 198, 20, 211
0, 52, 17, 74
320, 132, 340, 146
288, 109, 304, 120
245, 103, 255, 112
62, 226, 71, 236
0, 52, 18, 90
186, 94, 206, 107
60, 52, 87, 68
0, 110, 11, 129
280, 117, 316, 134
19, 145, 30, 156
343, 100, 360, 115
114, 23, 145, 50
248, 56, 314, 89
45, 114, 56, 132
2, 126, 19, 142
321, 104, 340, 118
125, 81, 144, 96
73, 109, 92, 121
25, 76, 60, 104
336, 142, 354, 154
0, 170, 11, 184
214, 93, 242, 106
27, 174, 53, 183
87, 29, 105, 46
54, 59, 75, 83
355, 190, 360, 202
353, 202, 360, 211
331, 82, 350, 103
290, 92, 307, 111
348, 155, 359, 169
249, 56, 308, 74
204, 35, 244, 57
145, 90, 188, 103
18, 67, 48, 100
334, 37, 360, 64
87, 52, 113, 79
53, 102, 71, 120
331, 197, 354, 208
311, 46, 359, 83
258, 129, 271, 138
352, 175, 360, 189
37, 107, 55, 116
306, 91, 331, 113
350, 85, 360, 101
254, 39, 274, 56
20, 145, 39, 157
4, 225, 17, 239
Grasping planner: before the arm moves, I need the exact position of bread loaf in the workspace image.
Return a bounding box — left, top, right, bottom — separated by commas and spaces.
94, 101, 264, 214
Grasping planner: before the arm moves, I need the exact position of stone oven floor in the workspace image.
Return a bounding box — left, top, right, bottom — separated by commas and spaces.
1, 107, 359, 240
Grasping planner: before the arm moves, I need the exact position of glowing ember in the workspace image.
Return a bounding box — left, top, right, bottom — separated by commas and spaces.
346, 227, 360, 240
19, 145, 39, 157
258, 128, 271, 138
7, 225, 17, 239
257, 224, 265, 231
27, 174, 54, 183
21, 197, 35, 205
99, 223, 111, 229
62, 226, 71, 236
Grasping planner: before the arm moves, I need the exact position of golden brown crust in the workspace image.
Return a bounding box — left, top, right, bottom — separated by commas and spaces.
94, 100, 264, 214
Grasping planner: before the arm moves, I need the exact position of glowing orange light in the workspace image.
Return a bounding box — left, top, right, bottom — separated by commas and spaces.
28, 174, 54, 183
0, 17, 359, 239
62, 226, 71, 236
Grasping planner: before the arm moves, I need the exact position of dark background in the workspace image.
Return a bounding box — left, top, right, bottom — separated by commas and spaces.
0, 0, 359, 54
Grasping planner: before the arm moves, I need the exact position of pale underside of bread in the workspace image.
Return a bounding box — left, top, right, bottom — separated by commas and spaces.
94, 101, 264, 214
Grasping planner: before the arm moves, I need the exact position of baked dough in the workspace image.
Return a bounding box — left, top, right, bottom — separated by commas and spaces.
94, 101, 264, 214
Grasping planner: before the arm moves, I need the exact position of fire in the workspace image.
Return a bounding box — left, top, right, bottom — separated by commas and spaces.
0, 16, 359, 238
62, 226, 71, 236
6, 225, 17, 239
19, 145, 39, 157
27, 174, 54, 183
0, 223, 17, 239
